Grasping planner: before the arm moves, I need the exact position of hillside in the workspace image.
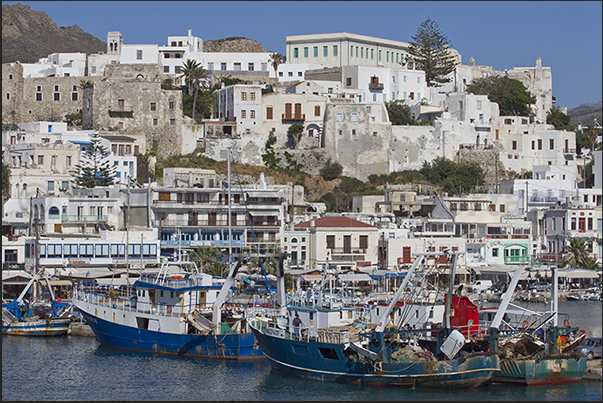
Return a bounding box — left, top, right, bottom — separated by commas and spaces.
567, 102, 602, 128
2, 3, 107, 63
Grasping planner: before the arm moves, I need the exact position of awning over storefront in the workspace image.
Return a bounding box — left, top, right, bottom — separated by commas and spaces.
300, 274, 335, 282
561, 269, 600, 279
338, 273, 372, 282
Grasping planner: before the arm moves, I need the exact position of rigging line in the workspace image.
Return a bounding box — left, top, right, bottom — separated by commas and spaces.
230, 153, 275, 306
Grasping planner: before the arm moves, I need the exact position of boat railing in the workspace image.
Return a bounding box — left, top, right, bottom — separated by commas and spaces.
73, 287, 212, 318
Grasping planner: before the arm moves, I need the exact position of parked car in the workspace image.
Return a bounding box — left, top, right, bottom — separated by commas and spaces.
470, 280, 493, 293
529, 281, 551, 292
573, 337, 602, 360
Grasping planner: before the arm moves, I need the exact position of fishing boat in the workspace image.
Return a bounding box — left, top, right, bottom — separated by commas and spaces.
247, 252, 500, 388
487, 266, 588, 385
72, 256, 269, 359
2, 272, 72, 336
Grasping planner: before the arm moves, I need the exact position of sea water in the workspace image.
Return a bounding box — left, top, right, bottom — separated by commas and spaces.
3, 301, 601, 401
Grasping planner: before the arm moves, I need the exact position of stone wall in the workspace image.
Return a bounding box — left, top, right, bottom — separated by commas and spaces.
83, 64, 183, 158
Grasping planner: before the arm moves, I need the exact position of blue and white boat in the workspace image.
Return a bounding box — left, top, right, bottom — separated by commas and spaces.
72, 258, 265, 359
3, 272, 72, 336
248, 252, 500, 388
72, 147, 276, 359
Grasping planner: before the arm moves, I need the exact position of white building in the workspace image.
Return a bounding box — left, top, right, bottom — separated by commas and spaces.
214, 84, 263, 135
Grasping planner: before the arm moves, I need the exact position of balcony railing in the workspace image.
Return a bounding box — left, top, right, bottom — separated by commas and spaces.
282, 113, 305, 122
368, 83, 384, 91
61, 215, 109, 223
154, 219, 281, 228
328, 247, 367, 255
503, 256, 531, 264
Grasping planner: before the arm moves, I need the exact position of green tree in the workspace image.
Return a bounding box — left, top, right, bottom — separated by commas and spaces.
180, 59, 201, 94
262, 130, 281, 169
466, 75, 536, 117
2, 161, 10, 204
385, 100, 416, 125
546, 106, 572, 130
287, 123, 305, 148
188, 246, 227, 277
407, 18, 457, 87
269, 52, 285, 82
420, 157, 484, 195
561, 237, 589, 270
71, 132, 116, 188
64, 110, 82, 127
180, 60, 207, 122
320, 158, 343, 181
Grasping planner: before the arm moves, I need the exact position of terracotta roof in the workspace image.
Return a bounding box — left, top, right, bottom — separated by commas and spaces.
295, 216, 376, 229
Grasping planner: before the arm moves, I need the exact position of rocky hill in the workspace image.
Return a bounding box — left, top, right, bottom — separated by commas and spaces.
2, 3, 107, 64
567, 102, 602, 127
203, 37, 267, 53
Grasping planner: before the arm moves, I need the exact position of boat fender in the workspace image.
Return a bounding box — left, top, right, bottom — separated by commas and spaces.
522, 320, 530, 329
564, 319, 571, 328
167, 306, 172, 314
195, 304, 202, 310
225, 304, 232, 311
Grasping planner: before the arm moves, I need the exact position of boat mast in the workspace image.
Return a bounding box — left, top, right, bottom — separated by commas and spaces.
489, 265, 524, 352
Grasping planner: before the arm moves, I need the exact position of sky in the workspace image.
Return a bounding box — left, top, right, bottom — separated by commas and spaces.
3, 1, 602, 110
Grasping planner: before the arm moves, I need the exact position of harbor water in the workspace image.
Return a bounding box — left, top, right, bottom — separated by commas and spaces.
3, 301, 602, 401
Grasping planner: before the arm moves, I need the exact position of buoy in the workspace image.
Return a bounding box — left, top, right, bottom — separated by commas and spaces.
167, 306, 172, 314
522, 320, 530, 329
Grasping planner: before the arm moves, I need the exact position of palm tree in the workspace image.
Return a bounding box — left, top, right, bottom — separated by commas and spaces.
188, 246, 226, 277
189, 65, 208, 122
269, 52, 285, 83
179, 59, 201, 94
561, 237, 589, 270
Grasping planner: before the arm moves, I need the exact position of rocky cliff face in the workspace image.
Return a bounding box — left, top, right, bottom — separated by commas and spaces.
2, 3, 107, 63
203, 37, 267, 53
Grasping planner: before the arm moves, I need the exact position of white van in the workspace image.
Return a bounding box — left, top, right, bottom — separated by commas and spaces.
470, 280, 493, 293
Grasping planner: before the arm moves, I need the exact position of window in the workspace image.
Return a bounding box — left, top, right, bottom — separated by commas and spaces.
169, 101, 175, 110
371, 49, 374, 59
549, 139, 554, 149
266, 107, 273, 120
326, 235, 335, 249
512, 141, 517, 150
288, 72, 293, 77
164, 66, 170, 73
250, 92, 255, 101
153, 118, 158, 126
346, 77, 352, 86
38, 155, 44, 165
314, 105, 321, 116
36, 93, 42, 101
241, 92, 247, 101
492, 248, 499, 257
303, 47, 308, 58
333, 45, 337, 56
150, 102, 157, 111
313, 46, 318, 57
241, 110, 246, 119
531, 140, 535, 150
234, 62, 241, 71
250, 110, 255, 119
538, 139, 542, 150
170, 119, 175, 125
66, 156, 71, 166
174, 66, 182, 74
248, 62, 254, 71
298, 71, 302, 77
323, 46, 328, 57
136, 50, 143, 60
351, 113, 358, 122
352, 129, 356, 135
207, 62, 214, 70
47, 181, 54, 191
71, 92, 78, 101
221, 62, 227, 70
294, 48, 299, 58
336, 113, 343, 122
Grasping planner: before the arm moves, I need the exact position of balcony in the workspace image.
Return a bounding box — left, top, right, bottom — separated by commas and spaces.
108, 110, 134, 118
503, 256, 531, 264
282, 113, 305, 122
563, 148, 576, 154
368, 83, 384, 91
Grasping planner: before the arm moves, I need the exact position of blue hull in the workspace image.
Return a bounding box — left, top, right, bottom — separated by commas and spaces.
250, 325, 499, 388
78, 309, 263, 360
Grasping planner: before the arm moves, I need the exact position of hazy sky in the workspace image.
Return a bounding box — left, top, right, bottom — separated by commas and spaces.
4, 1, 602, 109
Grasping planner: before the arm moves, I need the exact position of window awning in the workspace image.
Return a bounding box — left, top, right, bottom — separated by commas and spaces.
300, 274, 335, 282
